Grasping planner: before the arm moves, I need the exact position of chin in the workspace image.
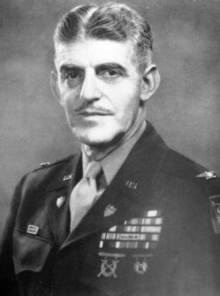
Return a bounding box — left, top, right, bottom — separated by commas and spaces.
71, 125, 121, 147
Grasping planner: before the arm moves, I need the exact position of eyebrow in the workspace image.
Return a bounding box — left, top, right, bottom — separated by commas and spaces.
59, 65, 84, 73
59, 63, 128, 75
95, 63, 128, 75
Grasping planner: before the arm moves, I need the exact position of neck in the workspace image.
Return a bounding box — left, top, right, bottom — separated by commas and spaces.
82, 114, 146, 161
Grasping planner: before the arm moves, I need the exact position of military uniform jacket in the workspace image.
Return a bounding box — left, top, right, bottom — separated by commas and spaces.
1, 122, 220, 296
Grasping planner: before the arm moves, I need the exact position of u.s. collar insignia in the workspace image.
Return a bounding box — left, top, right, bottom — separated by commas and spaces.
125, 180, 138, 190
97, 252, 125, 278
104, 205, 117, 217
196, 171, 217, 180
63, 174, 73, 181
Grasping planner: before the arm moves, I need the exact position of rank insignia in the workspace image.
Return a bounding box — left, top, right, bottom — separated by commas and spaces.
27, 225, 39, 235
40, 162, 50, 168
196, 171, 217, 180
97, 252, 125, 278
63, 174, 73, 181
104, 204, 117, 217
209, 195, 220, 234
133, 254, 152, 275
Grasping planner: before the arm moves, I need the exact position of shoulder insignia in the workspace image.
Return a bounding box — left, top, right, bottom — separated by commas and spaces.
209, 195, 220, 234
196, 171, 217, 180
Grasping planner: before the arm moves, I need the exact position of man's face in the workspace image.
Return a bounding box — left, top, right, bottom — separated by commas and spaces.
54, 38, 146, 147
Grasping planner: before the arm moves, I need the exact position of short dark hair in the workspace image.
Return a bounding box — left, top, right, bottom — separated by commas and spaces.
54, 2, 153, 69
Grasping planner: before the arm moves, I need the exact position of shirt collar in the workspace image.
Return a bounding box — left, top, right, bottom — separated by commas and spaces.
82, 121, 146, 185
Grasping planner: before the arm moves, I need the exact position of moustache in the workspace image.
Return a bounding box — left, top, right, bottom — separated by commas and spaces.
74, 101, 112, 114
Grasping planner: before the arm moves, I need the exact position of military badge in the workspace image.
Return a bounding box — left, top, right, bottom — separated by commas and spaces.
97, 252, 125, 278
132, 254, 152, 275
134, 260, 147, 274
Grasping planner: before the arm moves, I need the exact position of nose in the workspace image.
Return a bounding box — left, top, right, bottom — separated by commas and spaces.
80, 72, 101, 101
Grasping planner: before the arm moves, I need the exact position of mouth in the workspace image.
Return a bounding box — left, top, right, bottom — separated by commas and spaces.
75, 109, 112, 117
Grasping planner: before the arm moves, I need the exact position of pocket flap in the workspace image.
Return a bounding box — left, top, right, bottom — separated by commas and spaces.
13, 229, 53, 274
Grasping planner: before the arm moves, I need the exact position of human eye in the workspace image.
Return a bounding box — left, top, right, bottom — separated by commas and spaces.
64, 70, 83, 81
103, 69, 120, 78
66, 71, 79, 80
61, 69, 84, 87
98, 67, 124, 82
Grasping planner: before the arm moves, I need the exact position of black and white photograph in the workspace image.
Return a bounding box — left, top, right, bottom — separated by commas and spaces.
0, 0, 220, 295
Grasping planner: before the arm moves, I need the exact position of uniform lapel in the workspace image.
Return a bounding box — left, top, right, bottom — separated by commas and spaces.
62, 123, 169, 249
45, 154, 82, 246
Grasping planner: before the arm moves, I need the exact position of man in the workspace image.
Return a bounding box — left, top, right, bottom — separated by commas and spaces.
1, 2, 220, 296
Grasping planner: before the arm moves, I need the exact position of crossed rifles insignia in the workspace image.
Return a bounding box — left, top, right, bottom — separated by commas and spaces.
98, 252, 125, 278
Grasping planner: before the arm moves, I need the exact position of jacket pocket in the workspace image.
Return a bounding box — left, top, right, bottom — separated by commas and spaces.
13, 229, 53, 274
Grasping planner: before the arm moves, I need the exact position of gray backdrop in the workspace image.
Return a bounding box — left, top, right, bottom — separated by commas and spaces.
1, 0, 220, 237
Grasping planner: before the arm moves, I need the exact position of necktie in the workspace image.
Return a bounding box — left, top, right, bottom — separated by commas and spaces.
69, 161, 103, 232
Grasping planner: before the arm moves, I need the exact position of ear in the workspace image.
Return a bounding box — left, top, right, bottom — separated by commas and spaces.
50, 71, 63, 105
140, 64, 160, 102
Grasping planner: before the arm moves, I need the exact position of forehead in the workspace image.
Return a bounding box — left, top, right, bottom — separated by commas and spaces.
54, 38, 136, 69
